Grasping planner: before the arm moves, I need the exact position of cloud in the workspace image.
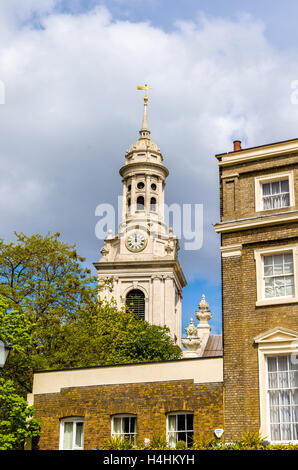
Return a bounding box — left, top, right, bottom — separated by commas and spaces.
0, 5, 298, 289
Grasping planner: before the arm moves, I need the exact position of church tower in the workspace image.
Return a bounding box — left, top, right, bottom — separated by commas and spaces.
94, 86, 187, 345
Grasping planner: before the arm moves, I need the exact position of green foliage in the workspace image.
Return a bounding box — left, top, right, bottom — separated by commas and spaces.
191, 432, 215, 450
100, 437, 136, 450
175, 440, 187, 450
142, 433, 169, 450
0, 232, 181, 396
93, 432, 298, 450
54, 299, 182, 369
0, 378, 40, 450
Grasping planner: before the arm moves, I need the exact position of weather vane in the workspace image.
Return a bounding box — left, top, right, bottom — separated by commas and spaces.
137, 83, 152, 102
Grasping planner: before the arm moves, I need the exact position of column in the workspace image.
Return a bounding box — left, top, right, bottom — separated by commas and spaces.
145, 174, 150, 217
122, 179, 127, 222
152, 275, 162, 326
164, 274, 175, 337
158, 177, 164, 222
131, 175, 136, 216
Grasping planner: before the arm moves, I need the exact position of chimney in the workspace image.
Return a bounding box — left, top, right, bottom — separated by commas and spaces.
233, 140, 242, 151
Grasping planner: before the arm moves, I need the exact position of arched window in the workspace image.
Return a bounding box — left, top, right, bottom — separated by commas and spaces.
126, 289, 145, 320
127, 198, 131, 214
137, 196, 145, 210
150, 197, 156, 211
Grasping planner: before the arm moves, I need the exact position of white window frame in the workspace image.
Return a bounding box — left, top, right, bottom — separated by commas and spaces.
266, 355, 298, 443
255, 328, 298, 443
254, 245, 298, 306
166, 412, 194, 448
255, 171, 295, 212
111, 414, 137, 444
59, 417, 84, 450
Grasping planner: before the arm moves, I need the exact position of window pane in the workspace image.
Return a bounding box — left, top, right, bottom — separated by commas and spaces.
278, 356, 288, 371
177, 414, 186, 430
186, 414, 193, 430
265, 278, 275, 298
264, 265, 273, 276
124, 417, 130, 434
271, 181, 280, 194
75, 422, 84, 448
264, 255, 273, 266
130, 417, 136, 434
268, 357, 277, 372
168, 415, 176, 432
177, 432, 186, 443
63, 422, 73, 450
293, 423, 298, 441
271, 424, 281, 441
113, 417, 122, 434
290, 359, 298, 371
290, 372, 298, 388
281, 180, 289, 192
168, 432, 176, 448
281, 423, 291, 441
262, 183, 271, 196
268, 372, 278, 389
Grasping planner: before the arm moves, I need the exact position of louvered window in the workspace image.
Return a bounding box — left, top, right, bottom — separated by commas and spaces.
126, 289, 145, 319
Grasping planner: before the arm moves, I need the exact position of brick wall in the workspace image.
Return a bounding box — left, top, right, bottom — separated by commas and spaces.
218, 144, 298, 440
34, 379, 223, 450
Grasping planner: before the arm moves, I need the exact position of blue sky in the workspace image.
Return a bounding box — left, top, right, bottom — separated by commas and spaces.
58, 0, 298, 49
1, 1, 298, 336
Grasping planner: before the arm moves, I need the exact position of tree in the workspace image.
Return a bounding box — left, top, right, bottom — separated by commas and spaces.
0, 378, 40, 450
0, 295, 36, 396
0, 232, 97, 394
43, 299, 182, 369
0, 232, 181, 394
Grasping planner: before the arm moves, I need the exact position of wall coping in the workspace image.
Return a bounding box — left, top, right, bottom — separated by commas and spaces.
31, 357, 223, 395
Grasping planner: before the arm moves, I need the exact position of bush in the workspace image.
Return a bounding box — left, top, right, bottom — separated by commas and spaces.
0, 379, 40, 450
93, 431, 298, 451
98, 436, 136, 450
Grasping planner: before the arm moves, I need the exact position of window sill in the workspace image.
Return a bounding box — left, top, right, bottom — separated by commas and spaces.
256, 297, 298, 307
256, 205, 293, 214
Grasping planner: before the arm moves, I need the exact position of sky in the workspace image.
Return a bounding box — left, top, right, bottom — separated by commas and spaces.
1, 1, 298, 335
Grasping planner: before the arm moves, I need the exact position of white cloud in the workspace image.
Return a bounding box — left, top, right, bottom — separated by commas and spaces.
0, 6, 298, 285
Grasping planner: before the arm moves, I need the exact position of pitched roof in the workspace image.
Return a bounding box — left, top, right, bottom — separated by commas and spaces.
202, 334, 223, 357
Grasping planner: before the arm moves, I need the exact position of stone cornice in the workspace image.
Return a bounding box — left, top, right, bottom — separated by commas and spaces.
215, 138, 298, 166
119, 161, 169, 178
93, 259, 187, 287
214, 210, 298, 233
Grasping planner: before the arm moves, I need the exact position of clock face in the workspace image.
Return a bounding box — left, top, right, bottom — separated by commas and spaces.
126, 231, 147, 252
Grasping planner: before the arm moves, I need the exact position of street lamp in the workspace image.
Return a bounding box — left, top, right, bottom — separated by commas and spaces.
0, 338, 11, 368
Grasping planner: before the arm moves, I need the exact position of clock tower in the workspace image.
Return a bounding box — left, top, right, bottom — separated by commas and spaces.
94, 86, 186, 344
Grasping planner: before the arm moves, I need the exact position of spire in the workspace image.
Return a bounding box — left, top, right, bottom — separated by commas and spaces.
137, 84, 152, 139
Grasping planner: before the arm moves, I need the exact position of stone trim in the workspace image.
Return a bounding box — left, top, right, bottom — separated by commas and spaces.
216, 138, 298, 166
254, 326, 298, 442
220, 244, 242, 257
254, 244, 298, 306
254, 170, 295, 213
214, 210, 298, 233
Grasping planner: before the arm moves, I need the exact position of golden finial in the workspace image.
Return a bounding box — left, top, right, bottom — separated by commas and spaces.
137, 83, 152, 103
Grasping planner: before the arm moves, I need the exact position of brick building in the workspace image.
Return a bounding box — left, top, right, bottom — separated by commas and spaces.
214, 138, 298, 442
28, 95, 298, 449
